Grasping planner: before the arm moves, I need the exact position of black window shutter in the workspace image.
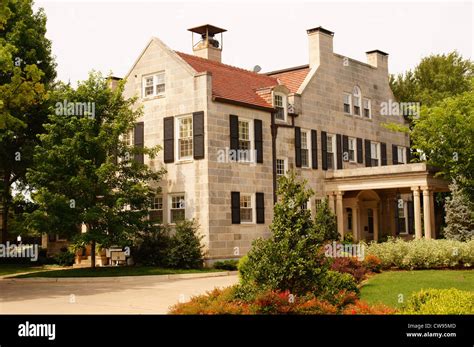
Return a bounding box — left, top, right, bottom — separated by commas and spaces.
163, 117, 174, 163
254, 119, 263, 164
364, 139, 371, 167
134, 122, 144, 164
295, 127, 302, 168
392, 144, 398, 165
311, 130, 318, 169
231, 192, 241, 224
357, 138, 363, 164
256, 192, 265, 224
381, 142, 387, 166
336, 134, 343, 169
321, 131, 328, 170
193, 111, 205, 159
342, 135, 349, 162
406, 147, 411, 163
229, 115, 239, 153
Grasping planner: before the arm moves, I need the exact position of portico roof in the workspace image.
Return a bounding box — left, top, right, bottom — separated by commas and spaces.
324, 163, 450, 192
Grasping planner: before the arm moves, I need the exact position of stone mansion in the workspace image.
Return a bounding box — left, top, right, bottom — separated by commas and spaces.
46, 24, 450, 261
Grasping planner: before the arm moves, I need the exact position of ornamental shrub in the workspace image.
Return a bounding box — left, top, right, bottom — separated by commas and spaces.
402, 288, 474, 314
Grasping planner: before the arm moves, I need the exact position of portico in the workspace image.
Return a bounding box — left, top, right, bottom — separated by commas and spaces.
325, 163, 449, 241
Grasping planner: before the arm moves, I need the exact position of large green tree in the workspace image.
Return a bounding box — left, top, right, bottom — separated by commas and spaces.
390, 51, 473, 108
25, 72, 164, 267
0, 0, 56, 242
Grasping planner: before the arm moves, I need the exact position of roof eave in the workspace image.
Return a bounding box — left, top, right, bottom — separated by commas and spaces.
212, 96, 275, 112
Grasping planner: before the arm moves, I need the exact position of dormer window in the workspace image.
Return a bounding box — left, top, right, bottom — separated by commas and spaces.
353, 86, 361, 116
274, 93, 287, 121
142, 72, 165, 98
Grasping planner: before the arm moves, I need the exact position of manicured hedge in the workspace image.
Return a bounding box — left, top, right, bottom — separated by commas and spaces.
366, 238, 473, 270
402, 288, 474, 314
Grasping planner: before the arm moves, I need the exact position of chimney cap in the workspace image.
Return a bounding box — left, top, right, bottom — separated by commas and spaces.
366, 49, 389, 56
188, 24, 227, 36
306, 26, 334, 36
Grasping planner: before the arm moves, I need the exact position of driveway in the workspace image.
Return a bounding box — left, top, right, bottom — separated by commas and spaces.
0, 274, 239, 314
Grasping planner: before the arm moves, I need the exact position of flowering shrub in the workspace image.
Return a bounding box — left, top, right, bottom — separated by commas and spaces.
329, 257, 369, 283
402, 288, 474, 314
342, 301, 397, 315
366, 238, 474, 270
169, 286, 395, 315
362, 254, 382, 273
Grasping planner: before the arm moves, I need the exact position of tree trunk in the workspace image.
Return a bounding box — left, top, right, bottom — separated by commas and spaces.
90, 240, 96, 268
1, 173, 10, 243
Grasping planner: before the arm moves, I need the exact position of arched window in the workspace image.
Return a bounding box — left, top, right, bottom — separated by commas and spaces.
353, 86, 361, 116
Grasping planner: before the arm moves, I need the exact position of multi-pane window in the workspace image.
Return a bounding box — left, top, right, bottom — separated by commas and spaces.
178, 116, 193, 160
238, 120, 251, 161
122, 130, 133, 146
142, 72, 165, 97
353, 86, 361, 116
301, 130, 310, 168
276, 158, 286, 177
346, 208, 353, 230
144, 76, 154, 97
274, 94, 286, 121
363, 98, 371, 118
348, 137, 356, 162
397, 146, 406, 164
343, 93, 352, 114
149, 196, 163, 224
301, 200, 309, 211
314, 199, 322, 212
371, 142, 380, 166
398, 200, 407, 233
240, 195, 253, 223
170, 195, 185, 223
327, 134, 335, 169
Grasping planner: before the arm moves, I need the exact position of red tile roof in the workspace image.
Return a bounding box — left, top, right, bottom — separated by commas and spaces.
267, 65, 310, 94
176, 52, 279, 109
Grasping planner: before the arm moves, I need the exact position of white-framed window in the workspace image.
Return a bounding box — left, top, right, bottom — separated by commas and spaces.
398, 200, 408, 234
348, 137, 356, 162
122, 130, 133, 146
397, 146, 406, 164
371, 141, 380, 166
327, 134, 336, 169
176, 116, 193, 160
353, 86, 361, 116
169, 194, 185, 223
363, 98, 371, 118
238, 118, 254, 162
301, 199, 311, 212
314, 198, 323, 212
343, 93, 352, 114
346, 208, 353, 231
142, 72, 165, 98
274, 93, 287, 121
240, 194, 254, 223
149, 196, 163, 224
276, 158, 287, 177
300, 129, 311, 168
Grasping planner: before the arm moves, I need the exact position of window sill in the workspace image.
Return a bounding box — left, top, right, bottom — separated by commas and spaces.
175, 158, 193, 164
142, 94, 165, 101
363, 117, 373, 121
240, 222, 255, 225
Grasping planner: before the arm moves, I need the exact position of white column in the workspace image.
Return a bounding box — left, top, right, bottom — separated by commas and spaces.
430, 190, 436, 238
412, 187, 422, 239
336, 192, 344, 240
422, 187, 432, 239
328, 192, 336, 213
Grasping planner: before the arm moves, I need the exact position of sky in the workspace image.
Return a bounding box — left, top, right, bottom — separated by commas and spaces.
34, 0, 473, 85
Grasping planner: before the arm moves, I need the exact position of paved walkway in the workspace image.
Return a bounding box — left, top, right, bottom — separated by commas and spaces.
0, 274, 239, 314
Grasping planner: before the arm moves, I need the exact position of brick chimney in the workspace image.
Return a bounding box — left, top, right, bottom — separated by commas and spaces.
188, 24, 227, 63
307, 26, 334, 68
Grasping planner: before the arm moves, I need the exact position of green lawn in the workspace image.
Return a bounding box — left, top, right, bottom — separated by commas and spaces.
360, 270, 474, 308
0, 264, 55, 277
15, 266, 224, 278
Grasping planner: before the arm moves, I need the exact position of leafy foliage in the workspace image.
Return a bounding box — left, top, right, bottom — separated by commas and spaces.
24, 72, 165, 266
314, 198, 339, 241
443, 181, 474, 241
366, 238, 473, 269
402, 288, 474, 314
239, 172, 329, 295
213, 260, 239, 271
